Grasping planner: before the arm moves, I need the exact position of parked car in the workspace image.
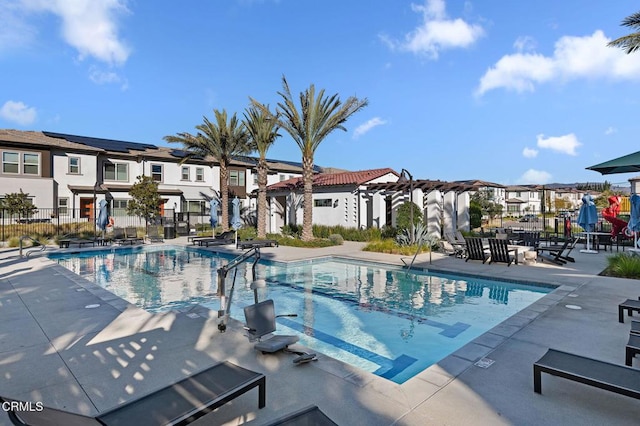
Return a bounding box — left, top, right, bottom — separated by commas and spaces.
519, 214, 538, 222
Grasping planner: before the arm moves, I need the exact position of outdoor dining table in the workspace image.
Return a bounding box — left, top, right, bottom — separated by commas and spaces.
481, 239, 533, 264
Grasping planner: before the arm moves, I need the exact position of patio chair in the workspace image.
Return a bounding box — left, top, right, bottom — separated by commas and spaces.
237, 239, 279, 249
0, 361, 265, 425
147, 226, 164, 243
244, 299, 316, 364
533, 348, 640, 400
195, 231, 236, 247
112, 227, 129, 245
440, 240, 465, 258
264, 405, 338, 426
125, 227, 144, 244
488, 238, 517, 266
444, 233, 466, 257
464, 237, 489, 263
536, 238, 571, 265
520, 231, 541, 249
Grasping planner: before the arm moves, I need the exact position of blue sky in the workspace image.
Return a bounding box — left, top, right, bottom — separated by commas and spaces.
2, 0, 640, 186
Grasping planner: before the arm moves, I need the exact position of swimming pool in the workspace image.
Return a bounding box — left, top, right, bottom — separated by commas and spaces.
49, 246, 553, 384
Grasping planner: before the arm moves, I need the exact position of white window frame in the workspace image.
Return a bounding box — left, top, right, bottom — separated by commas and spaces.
22, 153, 39, 175
195, 167, 204, 182
229, 170, 245, 187
151, 164, 163, 182
181, 166, 190, 181
104, 163, 129, 182
58, 198, 69, 215
68, 157, 80, 174
2, 151, 19, 174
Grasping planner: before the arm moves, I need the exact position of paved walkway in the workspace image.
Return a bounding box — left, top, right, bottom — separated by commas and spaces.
0, 238, 638, 425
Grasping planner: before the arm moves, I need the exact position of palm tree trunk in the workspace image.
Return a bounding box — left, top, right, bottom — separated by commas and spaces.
220, 164, 229, 232
301, 155, 314, 241
257, 158, 268, 239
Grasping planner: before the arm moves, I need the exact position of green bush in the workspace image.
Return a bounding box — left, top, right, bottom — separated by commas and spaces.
237, 226, 257, 241
604, 253, 640, 278
311, 225, 382, 242
267, 234, 336, 248
281, 224, 301, 237
362, 238, 428, 255
470, 205, 482, 229
328, 234, 344, 245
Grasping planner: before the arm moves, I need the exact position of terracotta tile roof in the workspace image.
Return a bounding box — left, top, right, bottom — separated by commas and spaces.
267, 168, 398, 190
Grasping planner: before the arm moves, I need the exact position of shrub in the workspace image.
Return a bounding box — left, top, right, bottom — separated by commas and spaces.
267, 233, 336, 248
362, 238, 428, 255
237, 226, 257, 241
396, 202, 423, 233
312, 225, 382, 242
281, 224, 301, 238
604, 253, 640, 278
328, 234, 344, 245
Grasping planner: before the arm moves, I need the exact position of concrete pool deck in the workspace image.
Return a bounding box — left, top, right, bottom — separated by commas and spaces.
0, 239, 639, 425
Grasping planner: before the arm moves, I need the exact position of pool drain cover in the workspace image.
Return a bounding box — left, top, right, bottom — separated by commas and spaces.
475, 358, 495, 368
186, 313, 200, 319
85, 304, 100, 309
565, 304, 582, 310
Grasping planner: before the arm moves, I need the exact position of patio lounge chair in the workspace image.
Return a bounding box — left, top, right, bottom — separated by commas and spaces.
443, 233, 466, 257
488, 238, 517, 266
533, 348, 640, 400
237, 239, 279, 249
464, 237, 489, 263
59, 238, 96, 249
244, 299, 316, 364
125, 227, 144, 244
0, 361, 265, 425
147, 226, 164, 243
535, 238, 571, 265
195, 231, 236, 247
440, 240, 465, 258
264, 405, 338, 426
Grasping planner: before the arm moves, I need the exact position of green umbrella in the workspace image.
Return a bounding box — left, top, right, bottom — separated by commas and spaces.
587, 151, 640, 175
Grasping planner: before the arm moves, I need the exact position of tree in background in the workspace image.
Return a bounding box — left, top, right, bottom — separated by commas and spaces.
396, 202, 423, 234
608, 11, 640, 54
165, 110, 251, 232
127, 176, 161, 230
471, 190, 503, 221
243, 105, 281, 238
252, 76, 368, 241
1, 190, 37, 220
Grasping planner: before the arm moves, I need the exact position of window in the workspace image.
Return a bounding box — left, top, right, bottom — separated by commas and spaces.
253, 173, 258, 185
104, 163, 128, 181
181, 166, 190, 181
2, 152, 19, 174
1, 151, 40, 175
183, 200, 205, 214
279, 174, 286, 182
229, 170, 245, 186
151, 164, 163, 182
314, 199, 332, 207
68, 157, 80, 174
58, 198, 69, 215
113, 199, 129, 215
515, 192, 521, 197
23, 153, 39, 175
195, 167, 204, 182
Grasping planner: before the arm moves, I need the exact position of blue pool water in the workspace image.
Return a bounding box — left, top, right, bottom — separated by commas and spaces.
49, 246, 553, 383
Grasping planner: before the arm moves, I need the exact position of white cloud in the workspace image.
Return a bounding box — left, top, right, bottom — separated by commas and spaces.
518, 169, 552, 184
381, 0, 484, 59
0, 1, 37, 52
536, 133, 581, 156
353, 117, 387, 139
513, 36, 536, 53
20, 0, 131, 66
605, 126, 617, 135
89, 66, 128, 89
0, 100, 37, 125
522, 147, 538, 158
476, 30, 640, 96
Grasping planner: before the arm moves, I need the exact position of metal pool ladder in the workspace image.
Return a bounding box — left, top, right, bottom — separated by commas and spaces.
19, 235, 47, 258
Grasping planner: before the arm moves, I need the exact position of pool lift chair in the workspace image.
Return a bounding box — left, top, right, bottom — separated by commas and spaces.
216, 248, 317, 364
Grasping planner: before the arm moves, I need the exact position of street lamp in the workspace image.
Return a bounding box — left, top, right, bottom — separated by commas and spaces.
398, 168, 414, 243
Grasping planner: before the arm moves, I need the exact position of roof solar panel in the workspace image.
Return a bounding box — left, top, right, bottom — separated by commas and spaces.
43, 131, 157, 153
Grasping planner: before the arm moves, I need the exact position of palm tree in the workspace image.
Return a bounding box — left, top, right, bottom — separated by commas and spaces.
243, 105, 281, 238
252, 76, 368, 241
164, 109, 250, 232
608, 11, 640, 54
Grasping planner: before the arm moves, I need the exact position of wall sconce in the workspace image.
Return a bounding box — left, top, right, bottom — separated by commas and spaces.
333, 199, 339, 208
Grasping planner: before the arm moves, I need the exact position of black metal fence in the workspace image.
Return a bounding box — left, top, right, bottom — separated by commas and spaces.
0, 208, 213, 242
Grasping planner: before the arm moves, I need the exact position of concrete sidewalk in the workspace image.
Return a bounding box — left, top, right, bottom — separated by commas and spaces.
0, 240, 638, 425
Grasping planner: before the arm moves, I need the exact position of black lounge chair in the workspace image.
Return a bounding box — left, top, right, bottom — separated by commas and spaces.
625, 333, 640, 366
59, 238, 96, 248
1, 361, 265, 425
264, 405, 338, 426
194, 231, 236, 247
147, 226, 164, 243
631, 319, 640, 335
619, 298, 640, 323
464, 237, 489, 263
533, 348, 640, 400
536, 238, 571, 265
237, 239, 279, 249
488, 238, 517, 266
125, 227, 144, 244
244, 299, 316, 364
